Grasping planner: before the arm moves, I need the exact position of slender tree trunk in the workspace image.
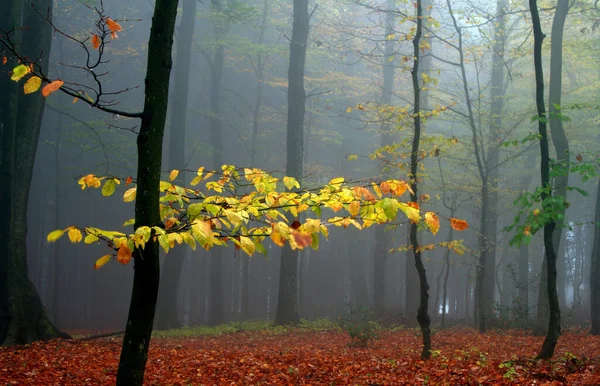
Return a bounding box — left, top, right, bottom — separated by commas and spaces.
274, 0, 309, 326
116, 0, 178, 383
373, 0, 396, 314
535, 0, 569, 335
529, 0, 560, 360
155, 0, 196, 331
0, 0, 66, 346
408, 0, 430, 360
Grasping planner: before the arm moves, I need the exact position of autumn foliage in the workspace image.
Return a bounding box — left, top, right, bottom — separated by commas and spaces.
1, 328, 598, 385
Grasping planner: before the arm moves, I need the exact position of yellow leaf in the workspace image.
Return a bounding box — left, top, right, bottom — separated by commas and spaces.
23, 76, 42, 94
169, 169, 179, 181
123, 187, 136, 202
399, 202, 420, 223
47, 229, 65, 242
117, 243, 132, 264
239, 236, 255, 256
94, 254, 111, 270
424, 212, 440, 235
329, 177, 344, 186
84, 233, 99, 244
106, 18, 123, 33
346, 106, 352, 113
347, 154, 358, 161
283, 176, 300, 190
10, 64, 29, 81
348, 201, 360, 217
67, 227, 83, 243
42, 80, 64, 97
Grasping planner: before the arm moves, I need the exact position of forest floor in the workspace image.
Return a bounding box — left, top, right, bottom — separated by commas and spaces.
1, 323, 599, 385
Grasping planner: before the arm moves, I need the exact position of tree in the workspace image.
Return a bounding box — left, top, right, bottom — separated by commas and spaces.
529, 0, 561, 359
0, 0, 66, 346
534, 0, 570, 336
274, 0, 310, 326
155, 0, 197, 331
591, 179, 600, 335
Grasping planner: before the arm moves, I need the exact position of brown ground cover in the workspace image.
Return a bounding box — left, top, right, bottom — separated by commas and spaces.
1, 327, 599, 385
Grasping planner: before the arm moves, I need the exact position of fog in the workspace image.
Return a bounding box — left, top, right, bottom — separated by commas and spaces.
13, 0, 600, 335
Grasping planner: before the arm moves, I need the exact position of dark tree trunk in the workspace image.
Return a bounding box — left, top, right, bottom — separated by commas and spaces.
116, 0, 178, 383
155, 0, 196, 331
590, 178, 600, 335
0, 0, 66, 346
529, 0, 560, 360
409, 0, 430, 360
373, 0, 396, 314
535, 0, 569, 335
274, 0, 309, 326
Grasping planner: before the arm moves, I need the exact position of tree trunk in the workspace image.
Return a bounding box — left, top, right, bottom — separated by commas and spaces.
155, 0, 196, 331
0, 0, 66, 346
590, 178, 600, 335
409, 0, 430, 360
535, 0, 569, 335
373, 0, 396, 314
274, 0, 309, 326
529, 0, 560, 360
116, 0, 178, 383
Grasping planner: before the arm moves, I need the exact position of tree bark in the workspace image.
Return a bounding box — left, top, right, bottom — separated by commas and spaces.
274, 0, 309, 326
535, 0, 569, 335
155, 0, 196, 331
409, 0, 430, 360
0, 0, 66, 346
529, 0, 560, 360
116, 0, 178, 383
373, 0, 396, 314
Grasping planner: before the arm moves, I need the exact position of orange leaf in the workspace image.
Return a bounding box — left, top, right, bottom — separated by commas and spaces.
2, 56, 6, 65
94, 254, 111, 270
106, 18, 123, 33
110, 31, 119, 40
125, 176, 133, 186
42, 80, 64, 97
91, 34, 100, 49
117, 243, 132, 264
164, 218, 177, 230
449, 218, 469, 231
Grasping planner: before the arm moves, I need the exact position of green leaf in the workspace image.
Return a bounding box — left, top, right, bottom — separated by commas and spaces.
381, 198, 399, 220
101, 178, 118, 197
11, 64, 29, 81
84, 233, 99, 244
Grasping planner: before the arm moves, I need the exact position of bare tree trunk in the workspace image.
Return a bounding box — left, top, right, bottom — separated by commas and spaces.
155, 0, 196, 331
274, 0, 309, 326
529, 0, 560, 360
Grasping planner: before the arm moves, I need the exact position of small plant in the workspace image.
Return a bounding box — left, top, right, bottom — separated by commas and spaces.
339, 307, 380, 348
499, 360, 518, 380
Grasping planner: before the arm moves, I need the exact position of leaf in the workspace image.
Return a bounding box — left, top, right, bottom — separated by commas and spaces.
2, 56, 6, 65
67, 227, 83, 243
424, 212, 440, 235
348, 201, 360, 217
449, 218, 469, 231
125, 176, 133, 186
84, 233, 99, 244
169, 169, 180, 181
117, 243, 132, 265
42, 80, 64, 97
106, 18, 123, 32
91, 34, 100, 49
123, 187, 136, 202
399, 202, 420, 223
47, 229, 65, 242
94, 254, 111, 270
347, 154, 358, 161
11, 64, 29, 81
239, 236, 255, 256
101, 178, 118, 197
23, 76, 42, 94
283, 176, 300, 190
346, 106, 353, 113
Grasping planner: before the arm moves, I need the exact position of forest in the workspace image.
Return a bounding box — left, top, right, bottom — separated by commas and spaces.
1, 0, 600, 384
